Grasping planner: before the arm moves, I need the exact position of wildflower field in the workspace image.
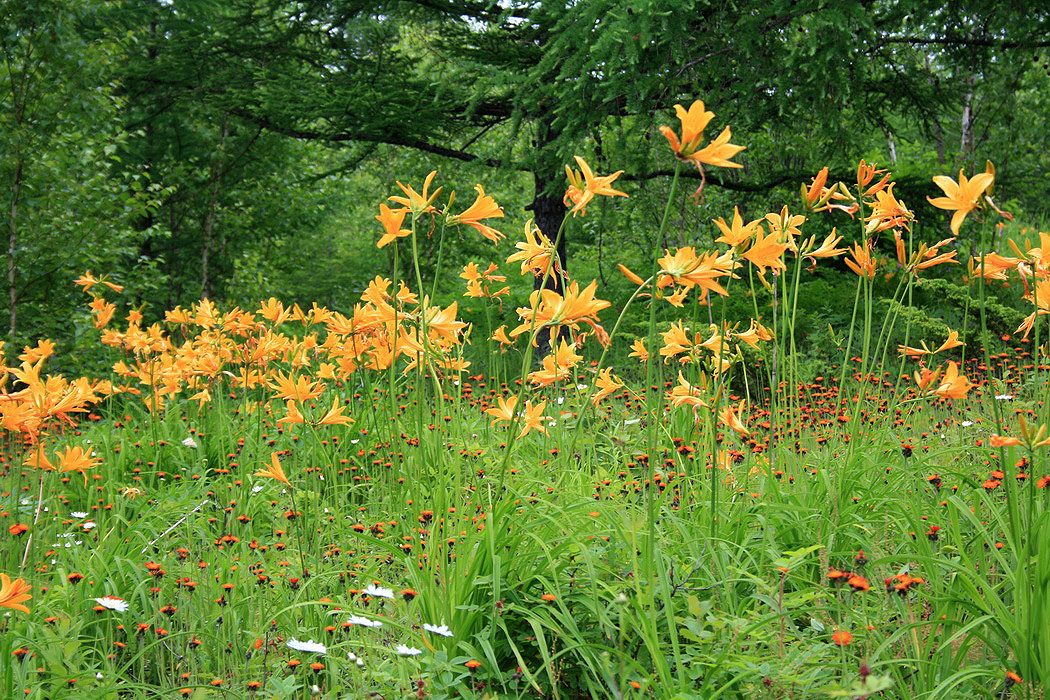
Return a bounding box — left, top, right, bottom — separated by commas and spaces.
3, 100, 1050, 699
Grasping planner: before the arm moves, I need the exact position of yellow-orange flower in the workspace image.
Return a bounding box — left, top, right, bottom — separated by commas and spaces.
0, 573, 32, 614
506, 220, 558, 276
928, 169, 994, 235
932, 361, 973, 399
659, 100, 744, 169
742, 228, 788, 275
56, 445, 101, 486
389, 171, 441, 215
563, 157, 627, 217
713, 207, 760, 247
447, 185, 504, 243
254, 452, 291, 486
718, 400, 750, 436
591, 368, 624, 405
375, 204, 412, 249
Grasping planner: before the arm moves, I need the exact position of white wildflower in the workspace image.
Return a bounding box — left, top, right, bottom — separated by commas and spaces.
423, 622, 452, 637
286, 638, 327, 655
363, 584, 394, 599
396, 644, 423, 656
94, 596, 129, 612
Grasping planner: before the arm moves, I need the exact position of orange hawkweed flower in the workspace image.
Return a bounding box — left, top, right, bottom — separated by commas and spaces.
254, 453, 291, 487
831, 629, 853, 646
0, 573, 32, 613
928, 168, 994, 235
447, 185, 505, 243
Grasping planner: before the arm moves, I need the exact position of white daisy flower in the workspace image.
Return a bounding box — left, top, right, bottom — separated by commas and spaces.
182, 437, 198, 448
70, 511, 89, 518
363, 584, 394, 599
996, 394, 1014, 400
961, 421, 974, 427
286, 638, 327, 655
347, 615, 383, 628
94, 596, 129, 612
423, 622, 452, 637
82, 521, 97, 530
396, 644, 423, 656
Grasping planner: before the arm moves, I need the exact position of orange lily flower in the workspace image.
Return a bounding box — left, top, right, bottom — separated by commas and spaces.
845, 242, 876, 279
742, 227, 788, 275
628, 338, 649, 363
563, 156, 627, 217
254, 452, 291, 486
506, 220, 558, 277
317, 396, 354, 426
928, 169, 994, 235
659, 100, 744, 169
713, 207, 760, 247
375, 204, 412, 248
389, 171, 441, 215
56, 445, 102, 486
932, 361, 973, 399
591, 368, 624, 405
0, 573, 32, 614
719, 400, 750, 436
447, 185, 505, 243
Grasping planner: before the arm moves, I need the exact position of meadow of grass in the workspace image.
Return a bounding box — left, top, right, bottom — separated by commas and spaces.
2, 100, 1050, 699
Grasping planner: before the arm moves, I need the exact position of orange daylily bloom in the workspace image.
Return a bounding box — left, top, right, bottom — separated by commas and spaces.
591, 368, 624, 405
317, 395, 354, 426
506, 220, 558, 277
563, 156, 627, 217
802, 229, 847, 262
667, 372, 708, 412
845, 242, 876, 279
865, 185, 913, 233
269, 372, 325, 402
928, 169, 995, 235
628, 338, 649, 363
254, 452, 291, 486
375, 204, 412, 248
447, 185, 505, 243
485, 394, 518, 426
713, 207, 760, 247
491, 325, 513, 346
389, 171, 441, 215
932, 361, 973, 399
719, 400, 750, 436
742, 227, 788, 275
989, 435, 1022, 447
511, 280, 610, 345
527, 340, 582, 387
659, 100, 744, 169
56, 445, 102, 486
0, 573, 32, 614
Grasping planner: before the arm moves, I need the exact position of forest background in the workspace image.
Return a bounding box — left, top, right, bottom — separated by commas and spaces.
4, 0, 1050, 376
